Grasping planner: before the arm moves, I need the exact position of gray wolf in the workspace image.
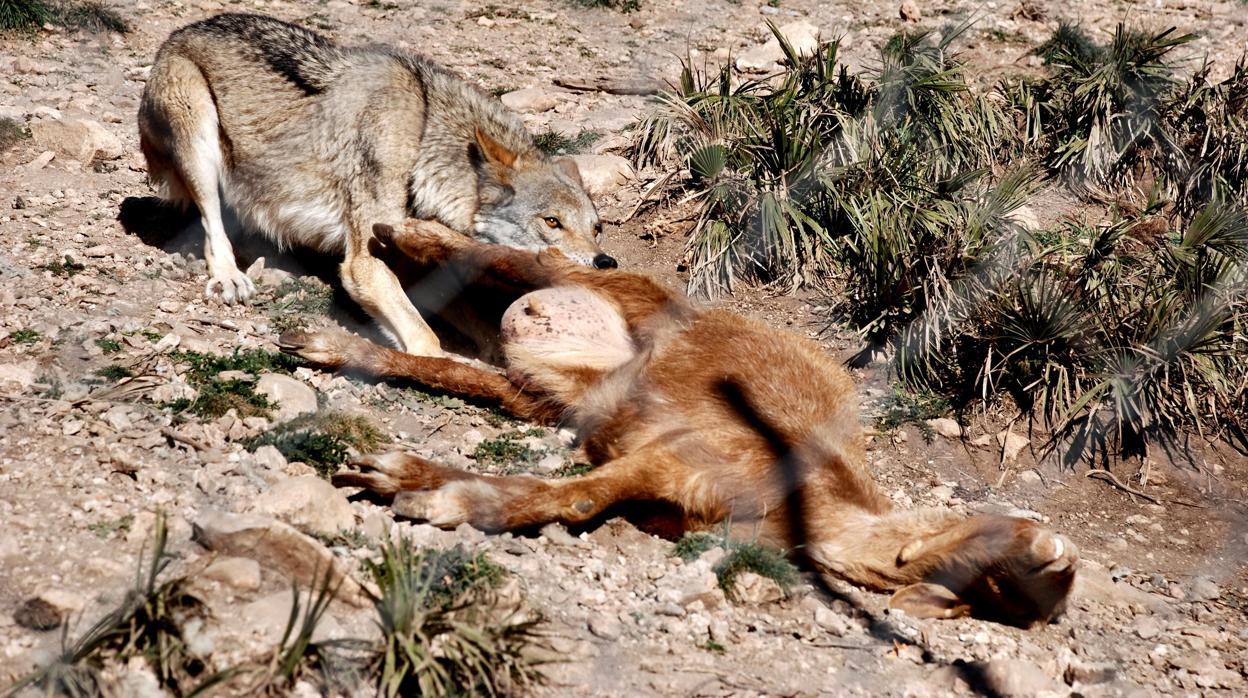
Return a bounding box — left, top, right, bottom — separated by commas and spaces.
138, 13, 613, 355
280, 220, 1079, 627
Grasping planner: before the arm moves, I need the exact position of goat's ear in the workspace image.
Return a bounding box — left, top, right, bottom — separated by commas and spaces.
888, 583, 972, 620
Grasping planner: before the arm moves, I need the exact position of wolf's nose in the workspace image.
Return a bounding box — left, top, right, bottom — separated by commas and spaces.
593, 254, 618, 270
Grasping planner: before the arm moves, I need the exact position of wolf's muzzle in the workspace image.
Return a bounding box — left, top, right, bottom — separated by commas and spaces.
593, 254, 618, 270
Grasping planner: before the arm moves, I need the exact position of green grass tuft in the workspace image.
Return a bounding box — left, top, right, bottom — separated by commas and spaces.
8, 329, 40, 345
37, 255, 87, 277
533, 129, 601, 156
57, 1, 129, 32
672, 531, 800, 600
94, 337, 122, 354
245, 411, 389, 478
0, 116, 30, 151
256, 277, 335, 334
363, 538, 542, 696
473, 429, 548, 472
93, 364, 133, 381
0, 0, 53, 31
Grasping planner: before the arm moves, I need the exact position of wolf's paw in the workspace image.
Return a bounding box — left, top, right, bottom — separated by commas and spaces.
205, 269, 255, 305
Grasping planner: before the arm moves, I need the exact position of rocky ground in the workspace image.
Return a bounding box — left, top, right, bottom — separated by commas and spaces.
3, 0, 1248, 696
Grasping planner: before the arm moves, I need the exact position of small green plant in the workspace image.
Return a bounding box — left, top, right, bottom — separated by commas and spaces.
244, 411, 389, 478
699, 639, 726, 654
8, 328, 40, 344
86, 514, 133, 539
165, 348, 306, 419
572, 0, 640, 11
673, 531, 800, 599
473, 430, 547, 472
875, 385, 951, 430
364, 538, 541, 696
0, 116, 29, 151
550, 462, 594, 478
94, 364, 133, 381
37, 255, 87, 277
256, 277, 335, 334
95, 337, 122, 354
533, 129, 601, 156
167, 378, 271, 419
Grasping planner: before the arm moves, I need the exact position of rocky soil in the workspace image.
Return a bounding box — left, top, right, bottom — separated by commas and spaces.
2, 0, 1248, 696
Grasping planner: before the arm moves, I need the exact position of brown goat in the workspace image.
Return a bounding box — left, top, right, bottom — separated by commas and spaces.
281, 220, 1078, 627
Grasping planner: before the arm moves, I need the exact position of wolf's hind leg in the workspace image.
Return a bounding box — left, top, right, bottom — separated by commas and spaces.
139, 54, 254, 305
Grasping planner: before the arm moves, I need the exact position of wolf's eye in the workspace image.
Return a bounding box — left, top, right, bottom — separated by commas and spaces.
543, 216, 562, 229
593, 222, 604, 240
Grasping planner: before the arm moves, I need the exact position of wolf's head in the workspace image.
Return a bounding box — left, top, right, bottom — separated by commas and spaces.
469, 128, 616, 270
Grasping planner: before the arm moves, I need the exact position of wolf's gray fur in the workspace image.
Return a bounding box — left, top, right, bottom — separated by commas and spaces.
138, 13, 610, 354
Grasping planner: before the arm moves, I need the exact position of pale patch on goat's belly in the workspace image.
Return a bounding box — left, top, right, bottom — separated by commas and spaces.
502, 287, 635, 377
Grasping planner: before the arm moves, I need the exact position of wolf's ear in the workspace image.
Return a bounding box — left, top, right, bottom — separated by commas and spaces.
471, 127, 518, 171
888, 583, 972, 619
554, 156, 584, 187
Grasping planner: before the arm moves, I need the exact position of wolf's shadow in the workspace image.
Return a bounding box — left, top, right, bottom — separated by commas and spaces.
117, 196, 495, 358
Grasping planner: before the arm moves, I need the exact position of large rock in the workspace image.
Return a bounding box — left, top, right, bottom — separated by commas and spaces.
500, 87, 560, 113
254, 373, 317, 422
201, 556, 262, 591
976, 658, 1060, 697
568, 154, 633, 198
29, 117, 122, 162
735, 20, 821, 73
252, 475, 355, 535
191, 510, 369, 607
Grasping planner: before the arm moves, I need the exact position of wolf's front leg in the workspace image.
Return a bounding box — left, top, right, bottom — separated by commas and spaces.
340, 215, 443, 355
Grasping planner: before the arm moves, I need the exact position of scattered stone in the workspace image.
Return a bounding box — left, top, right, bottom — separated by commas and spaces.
29, 117, 123, 162
568, 153, 633, 198
729, 571, 785, 606
14, 598, 63, 631
500, 87, 560, 113
588, 613, 623, 640
996, 427, 1029, 463
977, 658, 1058, 697
192, 510, 370, 606
899, 1, 922, 22
201, 556, 262, 591
0, 361, 38, 390
926, 417, 962, 439
1018, 469, 1043, 485
814, 604, 853, 636
656, 560, 722, 608
1188, 575, 1220, 602
252, 475, 356, 535
254, 373, 318, 422
735, 20, 820, 73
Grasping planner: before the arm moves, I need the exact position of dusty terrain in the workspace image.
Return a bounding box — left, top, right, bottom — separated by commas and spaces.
2, 0, 1248, 695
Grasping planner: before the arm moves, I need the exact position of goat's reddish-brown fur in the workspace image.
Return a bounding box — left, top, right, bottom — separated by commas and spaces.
282, 220, 1078, 627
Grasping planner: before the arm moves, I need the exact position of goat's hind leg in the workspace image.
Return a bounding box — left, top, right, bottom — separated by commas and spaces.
809, 510, 1078, 626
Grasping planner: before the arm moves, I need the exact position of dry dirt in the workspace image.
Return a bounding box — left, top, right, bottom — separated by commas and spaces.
2, 1, 1248, 696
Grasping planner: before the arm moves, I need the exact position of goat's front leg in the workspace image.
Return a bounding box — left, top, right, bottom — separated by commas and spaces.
808, 510, 1078, 627
277, 329, 559, 423
334, 446, 682, 533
